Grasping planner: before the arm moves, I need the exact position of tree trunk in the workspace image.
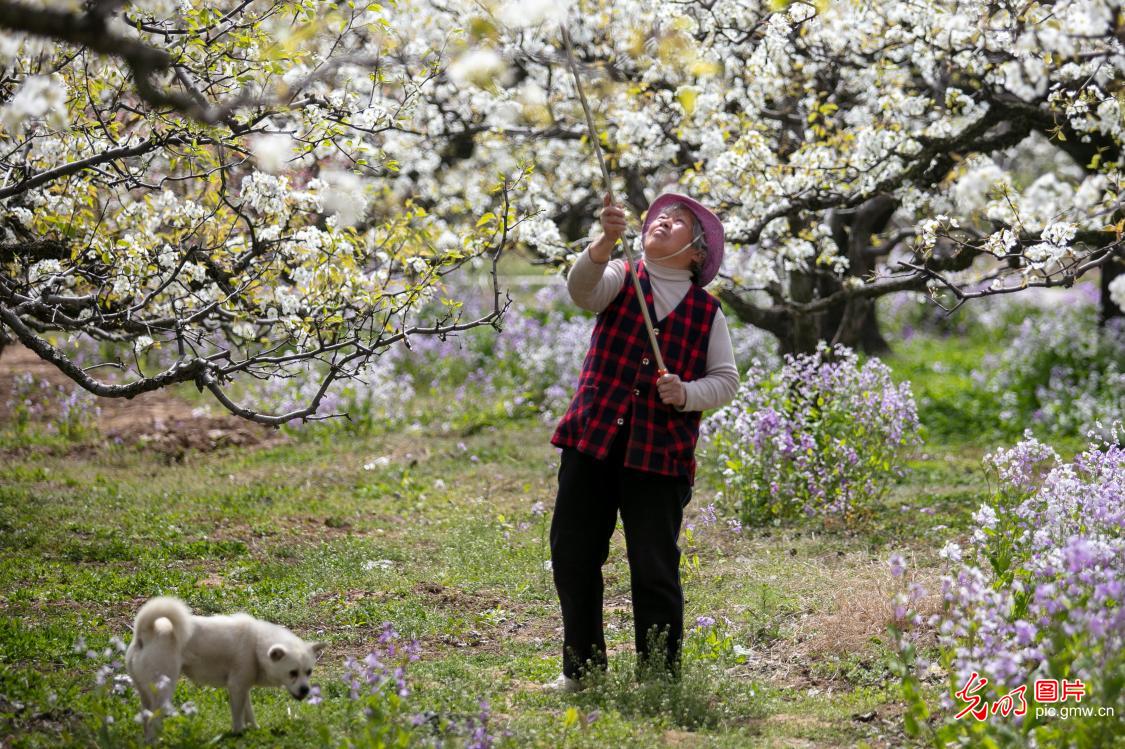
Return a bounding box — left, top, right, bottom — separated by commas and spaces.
786, 267, 819, 355
856, 302, 891, 353
817, 277, 891, 355
818, 196, 897, 354
826, 297, 890, 354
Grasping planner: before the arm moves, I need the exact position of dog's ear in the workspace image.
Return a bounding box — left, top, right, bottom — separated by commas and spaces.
268, 644, 287, 662
311, 642, 327, 661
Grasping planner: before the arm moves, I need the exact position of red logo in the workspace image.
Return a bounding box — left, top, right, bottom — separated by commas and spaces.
955, 676, 1085, 720
1035, 679, 1059, 703
954, 671, 991, 721
990, 685, 1026, 717
1061, 679, 1086, 703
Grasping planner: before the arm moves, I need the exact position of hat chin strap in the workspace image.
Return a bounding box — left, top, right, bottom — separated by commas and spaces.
643, 238, 701, 267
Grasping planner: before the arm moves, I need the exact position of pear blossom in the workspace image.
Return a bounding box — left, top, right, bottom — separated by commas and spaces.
1109, 275, 1125, 311
0, 73, 67, 134
981, 229, 1017, 258
249, 133, 297, 174
447, 48, 507, 88
497, 0, 574, 28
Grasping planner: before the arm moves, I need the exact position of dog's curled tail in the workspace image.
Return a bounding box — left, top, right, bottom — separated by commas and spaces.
132, 596, 194, 648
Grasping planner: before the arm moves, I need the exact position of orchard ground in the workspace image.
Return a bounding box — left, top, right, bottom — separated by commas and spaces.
0, 329, 1093, 748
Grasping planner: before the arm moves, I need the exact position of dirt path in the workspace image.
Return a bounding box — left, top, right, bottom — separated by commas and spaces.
0, 343, 284, 455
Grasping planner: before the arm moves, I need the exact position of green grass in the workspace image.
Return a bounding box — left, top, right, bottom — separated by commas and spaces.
0, 335, 1046, 748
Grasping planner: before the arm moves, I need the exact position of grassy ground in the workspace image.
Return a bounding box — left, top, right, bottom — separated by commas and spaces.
0, 334, 1032, 748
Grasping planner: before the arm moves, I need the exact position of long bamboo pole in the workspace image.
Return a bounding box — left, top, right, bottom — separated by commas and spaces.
559, 24, 667, 377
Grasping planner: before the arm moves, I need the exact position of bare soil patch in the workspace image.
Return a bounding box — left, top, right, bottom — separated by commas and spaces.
0, 343, 284, 456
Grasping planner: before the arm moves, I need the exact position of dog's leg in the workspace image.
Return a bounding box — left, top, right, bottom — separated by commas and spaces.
147, 705, 163, 743
134, 672, 173, 743
242, 693, 258, 730
141, 682, 166, 743
144, 712, 159, 743
228, 683, 251, 733
134, 679, 157, 743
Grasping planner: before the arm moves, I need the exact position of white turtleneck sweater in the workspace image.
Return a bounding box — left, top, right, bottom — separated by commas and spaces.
566, 248, 740, 413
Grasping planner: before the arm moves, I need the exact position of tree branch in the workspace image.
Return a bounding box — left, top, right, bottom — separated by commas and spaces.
0, 301, 210, 398
0, 137, 161, 200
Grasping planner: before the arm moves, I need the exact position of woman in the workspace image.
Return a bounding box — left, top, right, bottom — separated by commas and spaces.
548, 192, 740, 690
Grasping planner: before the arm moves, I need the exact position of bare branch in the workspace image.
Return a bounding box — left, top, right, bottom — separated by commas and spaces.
0, 301, 210, 397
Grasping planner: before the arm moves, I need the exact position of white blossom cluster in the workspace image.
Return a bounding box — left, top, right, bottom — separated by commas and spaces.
0, 0, 530, 419
1109, 275, 1125, 311
1, 0, 1121, 415
361, 0, 1122, 304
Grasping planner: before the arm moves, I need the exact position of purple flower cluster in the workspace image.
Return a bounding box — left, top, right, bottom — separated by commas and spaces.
701, 344, 921, 523
973, 304, 1125, 439
929, 430, 1124, 703
344, 622, 421, 703
877, 290, 971, 341
378, 283, 591, 422
76, 633, 150, 729
465, 698, 495, 749
7, 372, 101, 439
877, 281, 1102, 343
483, 286, 594, 421
727, 321, 779, 371
683, 613, 745, 665
228, 283, 592, 427
81, 635, 131, 697
340, 623, 506, 747
234, 352, 411, 428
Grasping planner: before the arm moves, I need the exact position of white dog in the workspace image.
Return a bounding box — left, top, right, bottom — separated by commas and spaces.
125, 596, 325, 740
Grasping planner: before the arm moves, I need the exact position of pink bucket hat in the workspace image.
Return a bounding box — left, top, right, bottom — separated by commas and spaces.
641, 192, 725, 287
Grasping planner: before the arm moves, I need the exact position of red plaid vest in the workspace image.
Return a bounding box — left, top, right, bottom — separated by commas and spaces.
551, 260, 719, 483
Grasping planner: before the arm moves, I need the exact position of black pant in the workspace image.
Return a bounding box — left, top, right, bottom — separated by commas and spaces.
549, 430, 692, 679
